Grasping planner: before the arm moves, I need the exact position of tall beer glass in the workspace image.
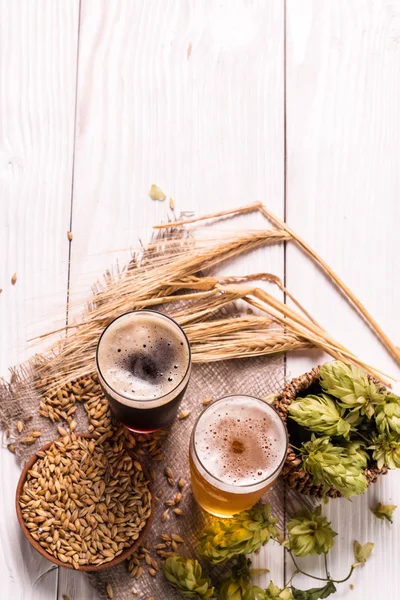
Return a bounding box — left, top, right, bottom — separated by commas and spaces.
189, 395, 288, 517
96, 310, 191, 433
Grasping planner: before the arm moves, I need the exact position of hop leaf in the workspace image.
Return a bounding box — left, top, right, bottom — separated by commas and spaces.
353, 540, 374, 566
288, 394, 352, 438
371, 502, 397, 523
255, 582, 294, 599
199, 504, 279, 565
162, 556, 215, 599
291, 582, 336, 599
319, 361, 385, 418
285, 505, 337, 556
300, 435, 368, 498
375, 394, 400, 434
370, 432, 400, 469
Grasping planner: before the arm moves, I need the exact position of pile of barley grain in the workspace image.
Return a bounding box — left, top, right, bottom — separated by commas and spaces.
19, 434, 152, 569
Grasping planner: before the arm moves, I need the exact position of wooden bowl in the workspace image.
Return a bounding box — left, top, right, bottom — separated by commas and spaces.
16, 433, 154, 571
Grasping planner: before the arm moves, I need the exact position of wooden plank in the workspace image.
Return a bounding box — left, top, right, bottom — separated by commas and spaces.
0, 0, 80, 598
65, 0, 285, 594
285, 1, 400, 596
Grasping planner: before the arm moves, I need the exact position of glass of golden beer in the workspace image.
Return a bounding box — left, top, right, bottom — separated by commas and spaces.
189, 395, 288, 517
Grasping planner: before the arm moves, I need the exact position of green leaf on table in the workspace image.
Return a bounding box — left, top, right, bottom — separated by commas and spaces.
291, 581, 336, 600
353, 540, 374, 566
371, 502, 397, 523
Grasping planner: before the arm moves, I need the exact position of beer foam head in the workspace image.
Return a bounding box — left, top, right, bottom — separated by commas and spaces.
97, 311, 190, 404
194, 396, 287, 487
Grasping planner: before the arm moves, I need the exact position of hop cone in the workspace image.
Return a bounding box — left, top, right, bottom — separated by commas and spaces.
285, 505, 337, 556
342, 440, 369, 469
300, 435, 368, 498
288, 394, 351, 438
319, 361, 385, 418
370, 433, 400, 469
162, 556, 215, 599
199, 504, 279, 565
375, 394, 400, 434
218, 557, 254, 600
255, 582, 294, 600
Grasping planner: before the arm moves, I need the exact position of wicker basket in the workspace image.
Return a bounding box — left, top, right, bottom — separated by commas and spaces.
274, 366, 388, 498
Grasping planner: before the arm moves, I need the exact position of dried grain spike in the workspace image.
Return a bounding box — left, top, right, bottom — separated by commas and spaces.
17, 421, 24, 433
173, 508, 184, 516
174, 492, 182, 505
171, 534, 184, 543
161, 510, 169, 522
20, 436, 36, 444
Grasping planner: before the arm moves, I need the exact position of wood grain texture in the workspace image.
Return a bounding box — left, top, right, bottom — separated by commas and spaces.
0, 1, 80, 599
286, 1, 400, 596
66, 0, 285, 594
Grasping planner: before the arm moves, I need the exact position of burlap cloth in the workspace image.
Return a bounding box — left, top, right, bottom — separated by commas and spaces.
1, 321, 315, 600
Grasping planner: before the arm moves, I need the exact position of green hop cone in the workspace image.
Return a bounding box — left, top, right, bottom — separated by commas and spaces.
319, 361, 385, 418
218, 557, 254, 600
300, 435, 368, 498
254, 582, 294, 600
370, 432, 400, 469
342, 440, 369, 469
285, 505, 337, 556
162, 556, 215, 599
288, 394, 351, 438
199, 504, 279, 565
374, 394, 400, 434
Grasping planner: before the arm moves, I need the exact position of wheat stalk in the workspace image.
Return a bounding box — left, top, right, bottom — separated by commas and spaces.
32, 206, 398, 393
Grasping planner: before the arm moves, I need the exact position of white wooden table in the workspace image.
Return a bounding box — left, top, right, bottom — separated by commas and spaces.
1, 1, 400, 598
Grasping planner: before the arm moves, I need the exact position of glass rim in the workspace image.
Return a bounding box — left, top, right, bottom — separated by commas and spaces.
96, 309, 191, 405
191, 394, 288, 491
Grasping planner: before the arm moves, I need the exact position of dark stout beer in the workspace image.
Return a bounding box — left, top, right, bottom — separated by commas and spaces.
189, 395, 288, 517
96, 310, 191, 432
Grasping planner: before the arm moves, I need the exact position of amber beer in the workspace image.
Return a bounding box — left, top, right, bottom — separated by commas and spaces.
189, 395, 288, 517
96, 310, 191, 433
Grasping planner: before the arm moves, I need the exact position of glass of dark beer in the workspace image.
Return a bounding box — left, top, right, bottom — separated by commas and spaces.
96, 310, 191, 433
